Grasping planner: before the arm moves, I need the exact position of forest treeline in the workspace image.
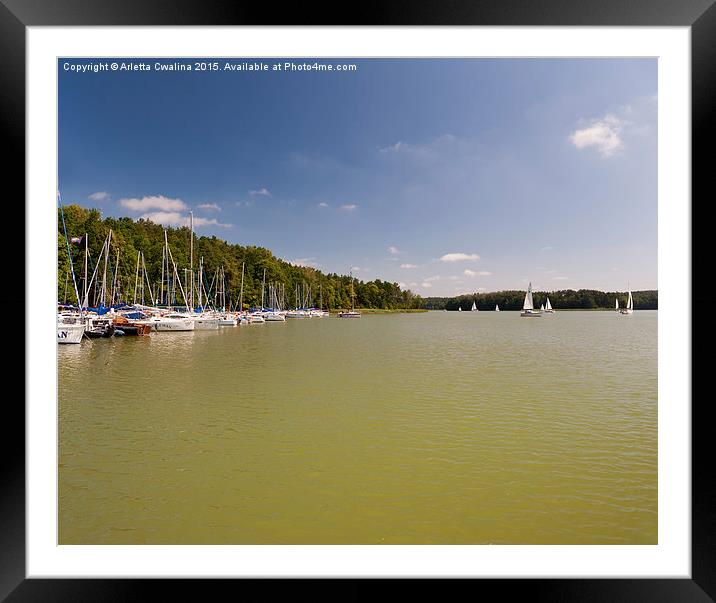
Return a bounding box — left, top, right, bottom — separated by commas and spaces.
422, 289, 658, 311
58, 206, 423, 310
58, 206, 657, 312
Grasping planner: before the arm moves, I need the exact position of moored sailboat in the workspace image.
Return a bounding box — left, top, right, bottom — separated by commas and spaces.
337, 271, 361, 318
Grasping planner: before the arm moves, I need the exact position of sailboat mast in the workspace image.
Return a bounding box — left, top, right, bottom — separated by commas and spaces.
350, 271, 355, 311
189, 211, 194, 310
133, 250, 140, 305
239, 262, 245, 312
83, 233, 88, 308
261, 268, 266, 309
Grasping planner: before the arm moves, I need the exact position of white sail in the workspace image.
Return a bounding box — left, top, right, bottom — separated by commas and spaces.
471, 302, 477, 311
615, 298, 619, 310
540, 303, 545, 311
545, 297, 552, 310
627, 290, 633, 310
495, 304, 500, 311
522, 283, 534, 310
458, 306, 462, 312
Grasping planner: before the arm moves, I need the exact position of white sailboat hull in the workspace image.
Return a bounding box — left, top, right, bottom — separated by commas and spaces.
154, 318, 195, 331
337, 311, 361, 318
193, 317, 220, 330
264, 313, 286, 321
520, 310, 542, 317
57, 323, 85, 343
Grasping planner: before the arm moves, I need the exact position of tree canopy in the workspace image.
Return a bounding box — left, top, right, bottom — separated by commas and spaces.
57, 206, 423, 311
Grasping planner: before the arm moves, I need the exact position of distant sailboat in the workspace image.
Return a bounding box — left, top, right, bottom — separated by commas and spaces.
520, 282, 541, 317
615, 298, 619, 311
543, 296, 555, 315
619, 286, 634, 315
471, 301, 477, 312
458, 306, 462, 312
495, 304, 500, 312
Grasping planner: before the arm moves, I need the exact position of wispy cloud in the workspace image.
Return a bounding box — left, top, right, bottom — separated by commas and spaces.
439, 252, 480, 262
420, 281, 433, 288
291, 257, 319, 268
138, 211, 231, 228
317, 202, 329, 208
554, 276, 568, 280
378, 134, 457, 158
569, 113, 625, 158
340, 204, 357, 211
119, 195, 188, 212
197, 202, 221, 211
540, 246, 553, 252
88, 191, 109, 202
249, 187, 271, 197
387, 246, 401, 255
400, 263, 418, 269
464, 269, 492, 277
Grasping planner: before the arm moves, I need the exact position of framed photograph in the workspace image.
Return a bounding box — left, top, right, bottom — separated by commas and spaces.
6, 0, 710, 600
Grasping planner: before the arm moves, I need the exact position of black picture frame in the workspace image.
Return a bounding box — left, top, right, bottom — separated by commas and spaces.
4, 1, 710, 600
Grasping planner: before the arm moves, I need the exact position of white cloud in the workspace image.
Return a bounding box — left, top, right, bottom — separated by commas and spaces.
400, 263, 418, 269
420, 282, 433, 288
540, 246, 553, 252
317, 202, 329, 208
388, 246, 401, 255
88, 191, 109, 202
378, 135, 457, 157
464, 269, 492, 277
554, 276, 568, 280
439, 252, 480, 262
249, 187, 271, 197
351, 266, 369, 273
138, 211, 231, 228
378, 141, 406, 153
569, 114, 625, 158
119, 195, 188, 212
291, 257, 319, 268
340, 204, 357, 211
424, 275, 441, 282
197, 202, 221, 211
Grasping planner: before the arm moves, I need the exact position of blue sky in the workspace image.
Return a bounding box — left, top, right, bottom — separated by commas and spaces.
59, 58, 657, 296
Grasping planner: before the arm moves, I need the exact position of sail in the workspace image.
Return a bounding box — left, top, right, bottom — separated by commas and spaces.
540, 304, 545, 311
545, 297, 552, 310
522, 283, 534, 310
471, 302, 477, 311
627, 290, 633, 310
495, 304, 500, 311
615, 298, 619, 309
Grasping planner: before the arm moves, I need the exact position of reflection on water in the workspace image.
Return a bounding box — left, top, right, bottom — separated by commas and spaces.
59, 311, 657, 544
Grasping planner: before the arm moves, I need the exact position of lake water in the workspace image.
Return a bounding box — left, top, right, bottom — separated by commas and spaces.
58, 310, 657, 544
